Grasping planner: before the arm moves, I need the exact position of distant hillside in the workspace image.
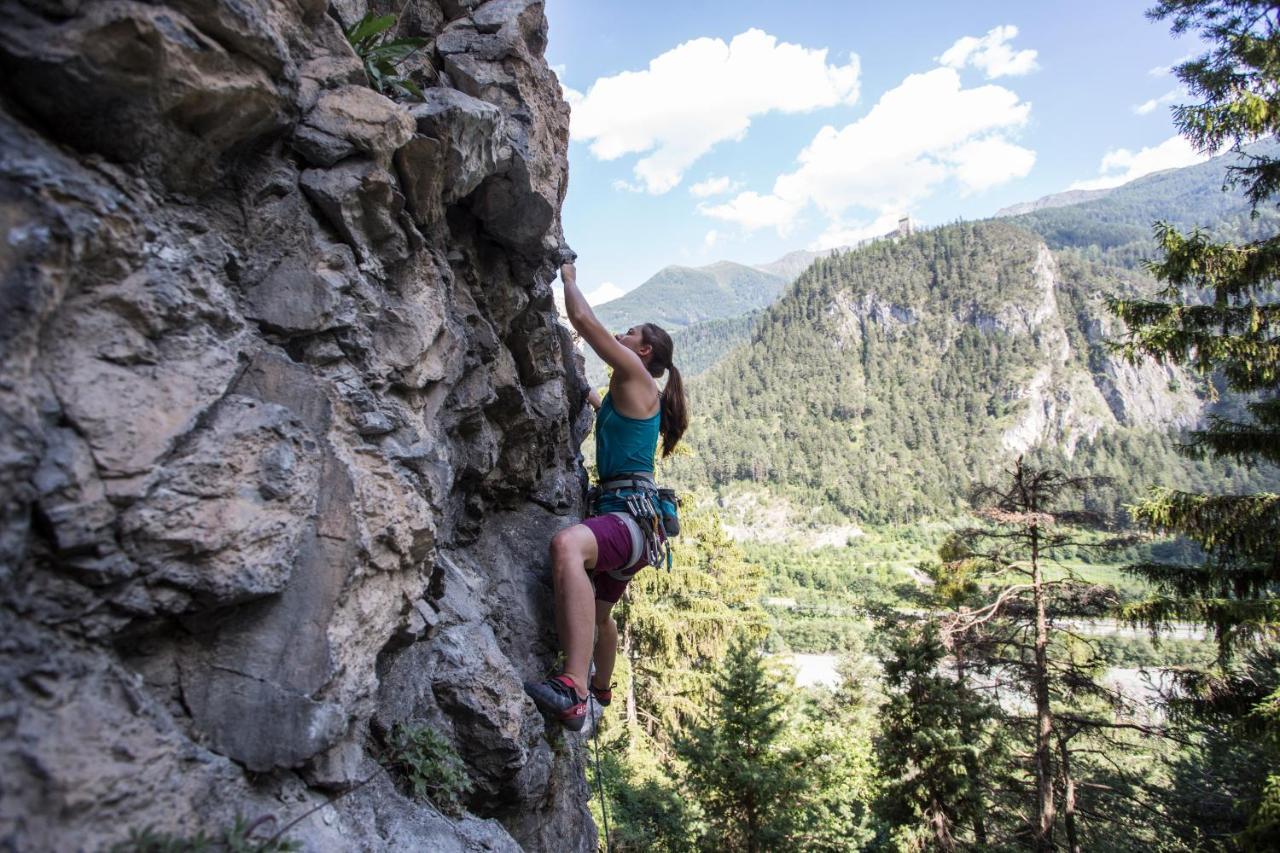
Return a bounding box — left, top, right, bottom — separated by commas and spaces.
584, 260, 787, 386
593, 261, 785, 332
1004, 141, 1280, 267
670, 312, 760, 378
676, 220, 1278, 525
995, 187, 1113, 217
751, 247, 845, 281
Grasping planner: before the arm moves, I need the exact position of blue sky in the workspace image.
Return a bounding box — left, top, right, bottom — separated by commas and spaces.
545, 1, 1208, 304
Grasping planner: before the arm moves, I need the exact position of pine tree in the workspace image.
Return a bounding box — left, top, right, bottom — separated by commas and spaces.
1110, 1, 1280, 652
616, 496, 768, 739
874, 622, 1000, 851
935, 458, 1163, 851
1109, 4, 1280, 841
676, 636, 806, 853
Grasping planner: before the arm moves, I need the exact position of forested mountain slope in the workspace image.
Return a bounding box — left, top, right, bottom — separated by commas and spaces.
1006, 141, 1280, 267
583, 261, 785, 386
677, 220, 1274, 524
594, 261, 785, 331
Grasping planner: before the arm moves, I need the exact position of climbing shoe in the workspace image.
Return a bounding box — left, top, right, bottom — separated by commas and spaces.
524, 674, 588, 732
589, 681, 612, 708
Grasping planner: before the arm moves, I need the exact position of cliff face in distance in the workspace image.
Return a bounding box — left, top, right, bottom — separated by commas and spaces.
0, 1, 595, 849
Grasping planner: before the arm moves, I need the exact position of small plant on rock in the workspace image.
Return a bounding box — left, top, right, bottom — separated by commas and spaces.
343, 12, 428, 100
384, 723, 474, 815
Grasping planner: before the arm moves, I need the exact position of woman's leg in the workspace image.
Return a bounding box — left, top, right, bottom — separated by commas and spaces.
549, 524, 598, 698
592, 600, 618, 689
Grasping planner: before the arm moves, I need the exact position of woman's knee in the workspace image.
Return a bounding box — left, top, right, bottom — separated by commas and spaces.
550, 525, 593, 572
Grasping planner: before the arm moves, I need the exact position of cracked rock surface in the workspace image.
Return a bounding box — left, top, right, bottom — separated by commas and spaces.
0, 0, 594, 849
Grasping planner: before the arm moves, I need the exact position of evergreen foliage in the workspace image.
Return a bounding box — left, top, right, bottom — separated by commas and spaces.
1106, 2, 1280, 839
677, 219, 1280, 524
875, 622, 1001, 851
1007, 141, 1280, 269
675, 637, 809, 853
616, 496, 769, 737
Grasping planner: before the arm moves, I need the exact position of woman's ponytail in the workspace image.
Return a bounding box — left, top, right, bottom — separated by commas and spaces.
640, 323, 688, 457
659, 362, 687, 457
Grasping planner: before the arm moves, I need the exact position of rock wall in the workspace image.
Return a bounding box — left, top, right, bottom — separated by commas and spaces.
0, 1, 595, 849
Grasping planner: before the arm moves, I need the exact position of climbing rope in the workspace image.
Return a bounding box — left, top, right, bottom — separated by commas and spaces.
589, 704, 612, 853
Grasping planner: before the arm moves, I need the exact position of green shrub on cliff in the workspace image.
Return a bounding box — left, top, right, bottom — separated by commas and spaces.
344, 13, 428, 100
384, 723, 473, 815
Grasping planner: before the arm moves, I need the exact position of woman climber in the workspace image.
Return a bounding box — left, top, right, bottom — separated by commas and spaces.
524, 260, 688, 731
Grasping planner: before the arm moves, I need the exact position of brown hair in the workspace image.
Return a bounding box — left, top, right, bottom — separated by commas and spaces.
640, 323, 688, 457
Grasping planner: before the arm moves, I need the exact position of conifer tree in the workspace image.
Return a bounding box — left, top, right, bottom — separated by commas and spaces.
1110, 0, 1280, 652
1110, 4, 1280, 840
615, 497, 768, 738
676, 636, 805, 853
875, 622, 999, 851
935, 459, 1158, 851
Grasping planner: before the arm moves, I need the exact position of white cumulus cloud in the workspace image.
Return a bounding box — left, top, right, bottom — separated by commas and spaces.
570, 28, 860, 194
1069, 135, 1210, 191
703, 229, 720, 249
689, 175, 742, 197
939, 25, 1039, 79
701, 67, 1033, 234
948, 136, 1036, 192
1134, 87, 1184, 115
586, 281, 627, 306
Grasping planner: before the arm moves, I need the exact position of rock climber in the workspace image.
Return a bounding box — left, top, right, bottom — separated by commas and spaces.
524, 259, 688, 731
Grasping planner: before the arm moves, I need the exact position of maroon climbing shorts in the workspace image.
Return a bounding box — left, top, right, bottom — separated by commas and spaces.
582, 514, 644, 604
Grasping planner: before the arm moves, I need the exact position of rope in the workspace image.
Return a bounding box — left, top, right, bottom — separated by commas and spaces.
590, 706, 612, 853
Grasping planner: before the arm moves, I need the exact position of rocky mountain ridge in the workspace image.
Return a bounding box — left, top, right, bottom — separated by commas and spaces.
0, 1, 595, 850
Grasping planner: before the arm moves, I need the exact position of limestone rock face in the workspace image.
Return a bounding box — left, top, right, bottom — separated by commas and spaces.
0, 1, 591, 850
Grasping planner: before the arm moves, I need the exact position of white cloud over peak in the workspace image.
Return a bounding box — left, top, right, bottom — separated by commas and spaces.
939, 25, 1039, 79
949, 136, 1037, 192
586, 281, 626, 306
689, 175, 742, 197
1134, 87, 1184, 115
569, 29, 860, 194
1069, 135, 1208, 191
701, 67, 1033, 234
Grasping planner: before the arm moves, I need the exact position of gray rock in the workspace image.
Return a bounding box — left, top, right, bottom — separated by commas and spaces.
0, 2, 292, 192
120, 394, 322, 610
0, 0, 588, 848
301, 160, 410, 271
244, 257, 343, 334
302, 86, 416, 164
405, 87, 505, 201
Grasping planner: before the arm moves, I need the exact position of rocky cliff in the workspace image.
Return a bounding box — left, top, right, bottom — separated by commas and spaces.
0, 1, 596, 849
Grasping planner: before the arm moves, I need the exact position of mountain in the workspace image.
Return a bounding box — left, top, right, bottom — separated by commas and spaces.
752, 247, 845, 281
583, 259, 788, 386
1003, 140, 1280, 267
676, 219, 1278, 525
593, 260, 786, 333
994, 187, 1114, 217
670, 312, 762, 378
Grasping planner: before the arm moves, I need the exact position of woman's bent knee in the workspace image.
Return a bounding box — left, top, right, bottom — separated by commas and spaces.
550, 524, 596, 571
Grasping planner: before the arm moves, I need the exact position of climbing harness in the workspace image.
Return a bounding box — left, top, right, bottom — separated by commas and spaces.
591, 473, 680, 573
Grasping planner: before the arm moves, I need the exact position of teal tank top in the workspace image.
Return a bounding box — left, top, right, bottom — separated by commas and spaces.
594, 393, 660, 514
